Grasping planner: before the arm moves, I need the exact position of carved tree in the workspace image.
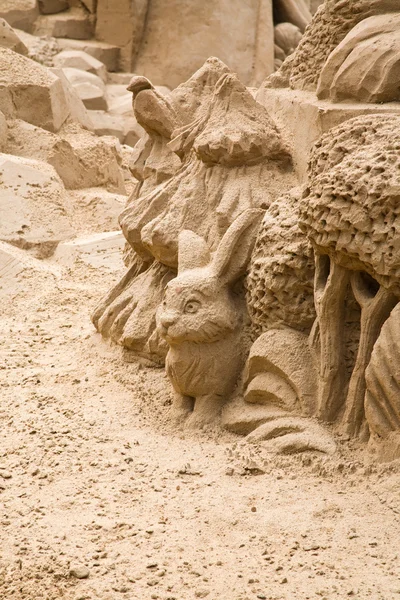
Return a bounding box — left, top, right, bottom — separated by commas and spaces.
313, 257, 349, 422
246, 188, 315, 338
300, 114, 400, 436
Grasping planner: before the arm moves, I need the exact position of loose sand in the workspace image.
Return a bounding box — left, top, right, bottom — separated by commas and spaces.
1, 244, 400, 600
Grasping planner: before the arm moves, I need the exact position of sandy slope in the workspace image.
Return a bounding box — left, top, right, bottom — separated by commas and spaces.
1, 247, 400, 600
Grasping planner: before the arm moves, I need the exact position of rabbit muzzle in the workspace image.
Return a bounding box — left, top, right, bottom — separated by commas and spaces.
157, 311, 180, 342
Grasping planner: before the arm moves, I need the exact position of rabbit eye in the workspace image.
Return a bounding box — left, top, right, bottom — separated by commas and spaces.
184, 300, 200, 314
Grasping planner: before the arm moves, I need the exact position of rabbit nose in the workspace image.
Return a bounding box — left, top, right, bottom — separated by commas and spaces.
160, 312, 177, 328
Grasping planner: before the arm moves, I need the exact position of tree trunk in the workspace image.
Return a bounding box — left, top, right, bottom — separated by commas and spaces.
314, 254, 349, 422
341, 271, 397, 437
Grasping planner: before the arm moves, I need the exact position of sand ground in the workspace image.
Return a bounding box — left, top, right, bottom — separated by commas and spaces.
1, 245, 400, 600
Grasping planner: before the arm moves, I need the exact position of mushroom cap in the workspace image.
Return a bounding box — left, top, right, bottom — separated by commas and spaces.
190, 72, 291, 167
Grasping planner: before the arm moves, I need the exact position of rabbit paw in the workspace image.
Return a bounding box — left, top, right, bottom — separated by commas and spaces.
185, 412, 218, 430
170, 395, 194, 425
184, 412, 208, 430
184, 396, 224, 429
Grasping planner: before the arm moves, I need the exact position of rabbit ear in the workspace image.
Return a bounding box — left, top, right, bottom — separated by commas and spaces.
211, 209, 263, 284
178, 230, 211, 273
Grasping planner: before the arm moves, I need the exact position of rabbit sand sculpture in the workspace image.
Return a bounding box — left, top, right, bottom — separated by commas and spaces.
157, 209, 263, 427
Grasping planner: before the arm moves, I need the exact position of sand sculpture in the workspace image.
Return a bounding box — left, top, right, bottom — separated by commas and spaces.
157, 210, 263, 428
244, 4, 400, 457
265, 0, 400, 102
1, 0, 400, 461
92, 57, 296, 364
3, 5, 400, 599
300, 114, 400, 450
91, 0, 400, 460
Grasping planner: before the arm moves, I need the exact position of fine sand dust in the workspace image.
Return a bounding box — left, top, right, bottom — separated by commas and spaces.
1, 248, 400, 600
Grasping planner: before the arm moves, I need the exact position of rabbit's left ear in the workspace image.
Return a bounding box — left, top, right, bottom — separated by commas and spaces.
211, 209, 263, 284
178, 230, 211, 273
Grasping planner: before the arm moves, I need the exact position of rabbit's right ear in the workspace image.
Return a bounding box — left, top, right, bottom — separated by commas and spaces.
211, 209, 263, 284
178, 230, 211, 273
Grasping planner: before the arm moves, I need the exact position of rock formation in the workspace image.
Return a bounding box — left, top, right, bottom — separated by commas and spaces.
0, 18, 130, 263
0, 0, 313, 150
0, 0, 312, 90
317, 12, 400, 103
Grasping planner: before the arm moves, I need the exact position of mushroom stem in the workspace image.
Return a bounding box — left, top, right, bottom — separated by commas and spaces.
341, 272, 397, 437
314, 254, 349, 422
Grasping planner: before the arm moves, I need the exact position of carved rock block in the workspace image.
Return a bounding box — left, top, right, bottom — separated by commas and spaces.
38, 0, 69, 15
56, 38, 120, 72
6, 119, 125, 193
34, 8, 94, 40
53, 49, 107, 82
0, 154, 73, 257
0, 0, 39, 33
0, 47, 69, 132
0, 18, 28, 55
62, 67, 107, 111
